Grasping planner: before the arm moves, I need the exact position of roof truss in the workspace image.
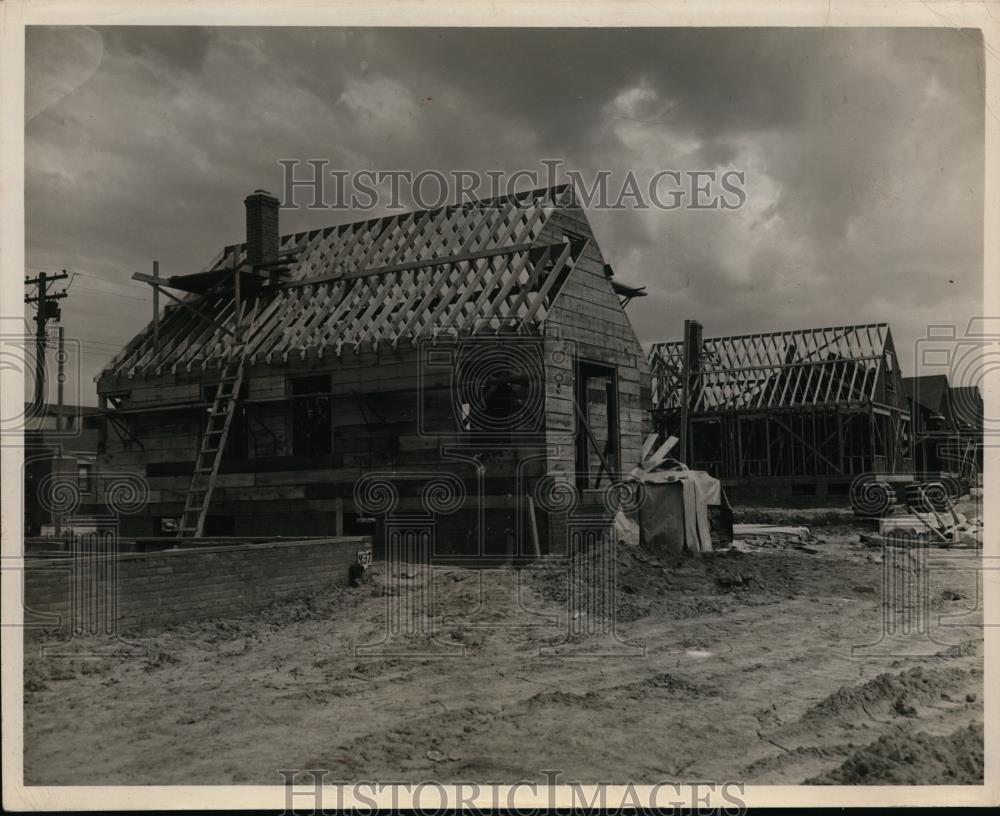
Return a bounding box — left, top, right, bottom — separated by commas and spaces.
649, 324, 891, 413
102, 186, 584, 380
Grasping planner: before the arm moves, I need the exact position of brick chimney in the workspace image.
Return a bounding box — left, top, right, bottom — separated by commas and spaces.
244, 189, 280, 268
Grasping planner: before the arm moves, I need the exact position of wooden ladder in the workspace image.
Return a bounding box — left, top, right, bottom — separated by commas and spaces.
176, 355, 247, 538
177, 297, 259, 539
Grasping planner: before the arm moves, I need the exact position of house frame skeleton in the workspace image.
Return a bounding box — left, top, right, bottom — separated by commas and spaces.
649, 323, 912, 493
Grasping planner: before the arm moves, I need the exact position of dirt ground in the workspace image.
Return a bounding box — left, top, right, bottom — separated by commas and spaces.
23, 521, 984, 786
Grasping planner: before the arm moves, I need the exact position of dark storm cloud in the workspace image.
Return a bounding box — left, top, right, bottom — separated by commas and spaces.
24, 26, 984, 403
98, 26, 215, 73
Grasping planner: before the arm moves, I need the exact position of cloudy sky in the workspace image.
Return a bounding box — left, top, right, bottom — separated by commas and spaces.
25, 26, 984, 404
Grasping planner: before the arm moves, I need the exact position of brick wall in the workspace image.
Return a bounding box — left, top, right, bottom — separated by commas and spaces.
24, 536, 372, 633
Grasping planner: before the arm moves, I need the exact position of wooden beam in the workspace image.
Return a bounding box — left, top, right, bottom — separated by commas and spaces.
152, 260, 160, 352
770, 414, 845, 475
573, 399, 615, 487
527, 495, 542, 558
132, 272, 238, 339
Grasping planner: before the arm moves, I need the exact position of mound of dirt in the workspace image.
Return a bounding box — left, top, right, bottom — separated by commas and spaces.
527, 543, 802, 623
743, 743, 852, 776
522, 671, 718, 711
806, 723, 984, 784
935, 639, 980, 658
800, 666, 972, 725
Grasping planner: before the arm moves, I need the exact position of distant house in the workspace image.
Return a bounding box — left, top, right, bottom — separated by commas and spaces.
903, 375, 982, 480
96, 185, 651, 554
648, 323, 912, 502
24, 403, 103, 536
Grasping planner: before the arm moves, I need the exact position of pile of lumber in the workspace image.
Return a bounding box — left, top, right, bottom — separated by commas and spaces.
864, 500, 983, 549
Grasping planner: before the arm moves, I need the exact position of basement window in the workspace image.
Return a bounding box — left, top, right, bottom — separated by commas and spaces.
290, 375, 332, 456
106, 392, 131, 410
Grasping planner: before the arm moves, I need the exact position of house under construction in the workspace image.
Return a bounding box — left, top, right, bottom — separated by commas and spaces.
903, 375, 983, 481
96, 184, 651, 555
648, 322, 912, 502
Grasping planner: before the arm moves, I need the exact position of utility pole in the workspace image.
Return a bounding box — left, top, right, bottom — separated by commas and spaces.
53, 326, 66, 538
56, 325, 65, 432
25, 270, 69, 538
24, 270, 69, 411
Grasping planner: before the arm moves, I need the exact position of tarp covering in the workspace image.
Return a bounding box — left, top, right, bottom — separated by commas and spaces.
639, 470, 718, 554
615, 434, 734, 555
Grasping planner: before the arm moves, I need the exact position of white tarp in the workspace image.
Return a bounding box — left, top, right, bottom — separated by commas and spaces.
614, 434, 730, 555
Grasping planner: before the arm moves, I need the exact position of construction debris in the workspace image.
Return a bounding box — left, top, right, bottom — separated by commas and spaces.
875, 497, 982, 549
733, 524, 811, 540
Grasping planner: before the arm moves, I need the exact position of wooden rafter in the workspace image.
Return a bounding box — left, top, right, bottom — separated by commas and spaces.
649, 323, 894, 414
102, 186, 583, 380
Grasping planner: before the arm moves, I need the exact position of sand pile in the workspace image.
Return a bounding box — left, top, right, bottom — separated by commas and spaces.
807, 723, 983, 784
799, 666, 973, 726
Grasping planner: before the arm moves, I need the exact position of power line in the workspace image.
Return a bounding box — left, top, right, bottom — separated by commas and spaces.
69, 283, 152, 303
37, 336, 126, 349
26, 266, 150, 298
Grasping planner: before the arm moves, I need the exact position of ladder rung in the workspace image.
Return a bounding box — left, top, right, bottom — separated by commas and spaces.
181, 355, 246, 541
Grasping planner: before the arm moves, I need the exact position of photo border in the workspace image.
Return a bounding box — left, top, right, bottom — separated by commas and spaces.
2, 0, 996, 809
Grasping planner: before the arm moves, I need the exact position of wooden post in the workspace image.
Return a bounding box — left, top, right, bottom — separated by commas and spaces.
836, 410, 845, 473
152, 261, 160, 352
735, 416, 743, 477
678, 319, 702, 465
869, 407, 876, 472
527, 495, 542, 558
234, 265, 242, 344
764, 416, 772, 476
335, 497, 344, 536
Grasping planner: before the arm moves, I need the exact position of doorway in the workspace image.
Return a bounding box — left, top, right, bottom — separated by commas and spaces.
575, 361, 619, 489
